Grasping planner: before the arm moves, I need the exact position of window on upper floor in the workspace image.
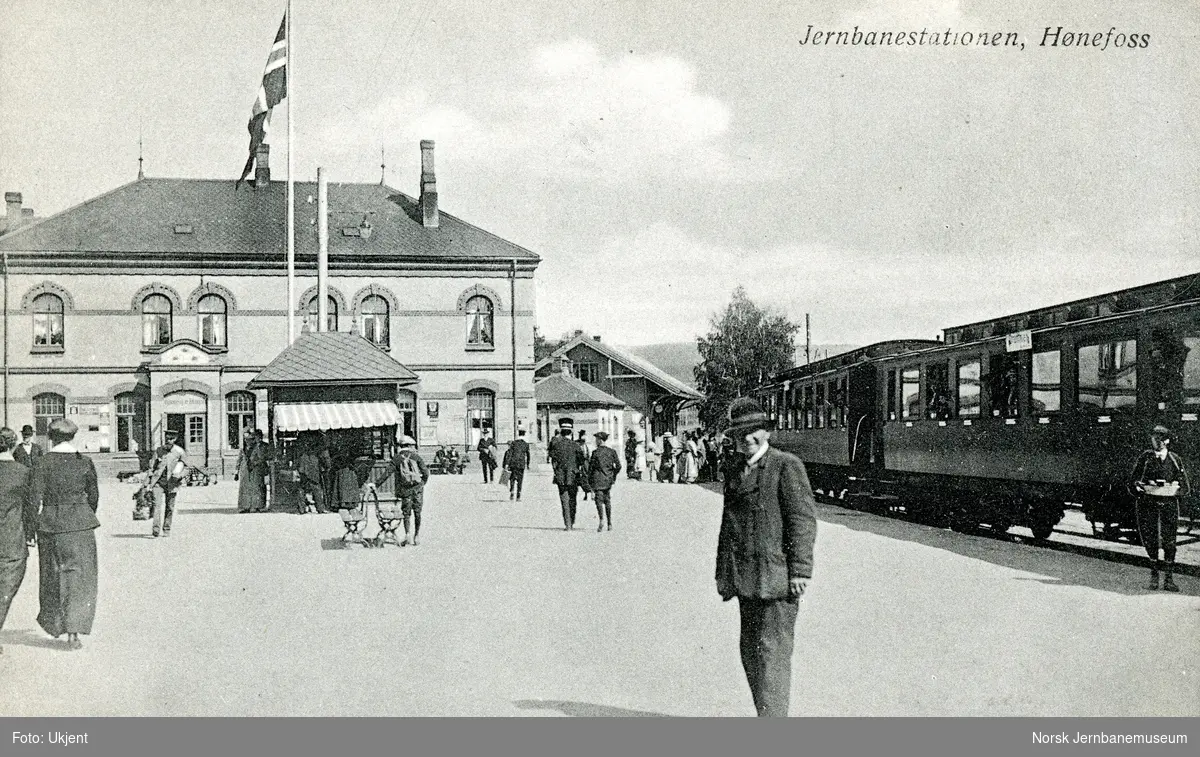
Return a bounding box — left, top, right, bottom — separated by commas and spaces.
198, 294, 227, 347
142, 294, 173, 347
306, 295, 338, 333
32, 293, 65, 349
360, 295, 389, 348
466, 295, 494, 347
571, 362, 600, 384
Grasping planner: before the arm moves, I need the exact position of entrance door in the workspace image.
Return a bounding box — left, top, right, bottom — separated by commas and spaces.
162, 390, 209, 468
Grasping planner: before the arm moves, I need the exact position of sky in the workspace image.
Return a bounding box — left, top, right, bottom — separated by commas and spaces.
1, 0, 1196, 347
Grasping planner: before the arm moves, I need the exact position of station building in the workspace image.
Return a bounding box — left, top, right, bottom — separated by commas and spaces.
0, 142, 540, 476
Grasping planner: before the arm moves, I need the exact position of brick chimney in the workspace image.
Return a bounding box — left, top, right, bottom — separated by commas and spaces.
5, 192, 22, 230
419, 140, 438, 228
254, 143, 271, 187
592, 335, 601, 342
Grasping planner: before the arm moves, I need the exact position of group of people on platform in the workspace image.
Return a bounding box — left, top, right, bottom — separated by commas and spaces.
644, 429, 734, 485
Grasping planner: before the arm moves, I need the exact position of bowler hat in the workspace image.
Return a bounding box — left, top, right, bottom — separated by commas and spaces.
594, 431, 609, 442
726, 397, 770, 436
20, 424, 34, 436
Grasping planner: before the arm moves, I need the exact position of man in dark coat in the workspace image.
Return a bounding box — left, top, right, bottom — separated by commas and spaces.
715, 397, 818, 717
587, 432, 622, 531
13, 425, 42, 469
502, 429, 532, 501
477, 430, 498, 483
547, 421, 586, 530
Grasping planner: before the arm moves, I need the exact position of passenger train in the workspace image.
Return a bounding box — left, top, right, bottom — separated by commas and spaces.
753, 273, 1200, 541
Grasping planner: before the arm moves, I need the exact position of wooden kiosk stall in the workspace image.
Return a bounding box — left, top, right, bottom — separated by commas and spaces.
247, 332, 419, 511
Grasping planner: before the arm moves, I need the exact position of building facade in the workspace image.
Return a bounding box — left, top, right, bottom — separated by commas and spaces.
534, 333, 703, 443
0, 143, 540, 477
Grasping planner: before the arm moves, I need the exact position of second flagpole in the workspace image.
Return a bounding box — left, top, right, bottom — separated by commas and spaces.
286, 0, 296, 345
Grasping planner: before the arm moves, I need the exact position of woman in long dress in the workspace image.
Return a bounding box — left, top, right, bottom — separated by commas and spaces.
31, 418, 100, 650
236, 430, 267, 513
0, 427, 37, 655
679, 432, 700, 483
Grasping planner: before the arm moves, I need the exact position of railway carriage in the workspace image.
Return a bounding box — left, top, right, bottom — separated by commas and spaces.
756, 273, 1200, 542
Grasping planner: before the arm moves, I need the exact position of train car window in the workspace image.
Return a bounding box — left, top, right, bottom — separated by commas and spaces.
803, 385, 814, 429
816, 383, 827, 428
1077, 339, 1136, 411
887, 370, 898, 421
1184, 337, 1200, 406
957, 360, 981, 417
1031, 350, 1061, 414
835, 377, 848, 427
925, 363, 951, 419
1146, 328, 1191, 409
901, 367, 921, 420
988, 353, 1020, 418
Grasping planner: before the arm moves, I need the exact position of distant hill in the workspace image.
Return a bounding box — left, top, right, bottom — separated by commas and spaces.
620, 342, 860, 389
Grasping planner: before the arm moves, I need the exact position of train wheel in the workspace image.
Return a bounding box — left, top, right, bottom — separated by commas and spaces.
949, 511, 977, 534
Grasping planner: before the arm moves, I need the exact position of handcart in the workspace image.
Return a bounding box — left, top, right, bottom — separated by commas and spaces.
128, 471, 154, 521
179, 460, 218, 486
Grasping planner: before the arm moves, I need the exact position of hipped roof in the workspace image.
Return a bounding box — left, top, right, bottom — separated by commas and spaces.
535, 372, 626, 408
249, 332, 418, 388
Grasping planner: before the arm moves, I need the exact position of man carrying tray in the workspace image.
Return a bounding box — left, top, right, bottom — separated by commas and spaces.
1131, 424, 1191, 592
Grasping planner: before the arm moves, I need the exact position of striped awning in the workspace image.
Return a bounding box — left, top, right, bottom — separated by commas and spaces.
273, 401, 403, 432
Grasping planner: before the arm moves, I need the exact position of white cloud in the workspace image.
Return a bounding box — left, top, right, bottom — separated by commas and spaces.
318, 40, 760, 185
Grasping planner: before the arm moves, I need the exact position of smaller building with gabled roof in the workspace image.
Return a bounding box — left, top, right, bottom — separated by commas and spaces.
534, 332, 704, 444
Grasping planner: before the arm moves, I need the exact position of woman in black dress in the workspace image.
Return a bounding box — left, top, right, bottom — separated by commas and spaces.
30, 419, 100, 650
0, 427, 37, 654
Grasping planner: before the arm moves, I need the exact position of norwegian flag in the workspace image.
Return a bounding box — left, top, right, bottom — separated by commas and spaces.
238, 14, 287, 186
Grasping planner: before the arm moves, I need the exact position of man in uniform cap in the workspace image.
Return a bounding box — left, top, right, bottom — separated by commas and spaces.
1130, 424, 1190, 591
715, 397, 817, 717
148, 430, 186, 538
547, 419, 586, 530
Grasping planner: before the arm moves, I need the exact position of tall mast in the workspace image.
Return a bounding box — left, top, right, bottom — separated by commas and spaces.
286, 0, 296, 344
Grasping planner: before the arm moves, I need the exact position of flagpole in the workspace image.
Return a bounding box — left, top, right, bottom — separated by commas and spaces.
286, 0, 296, 345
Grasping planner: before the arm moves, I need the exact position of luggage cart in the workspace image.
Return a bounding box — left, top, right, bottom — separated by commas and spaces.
336, 460, 406, 548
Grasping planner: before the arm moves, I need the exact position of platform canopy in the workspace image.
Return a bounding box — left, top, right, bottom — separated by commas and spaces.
273, 400, 404, 432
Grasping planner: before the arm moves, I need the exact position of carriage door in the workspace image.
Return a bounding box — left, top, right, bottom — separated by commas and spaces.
466, 388, 495, 447
848, 364, 879, 469
163, 390, 208, 468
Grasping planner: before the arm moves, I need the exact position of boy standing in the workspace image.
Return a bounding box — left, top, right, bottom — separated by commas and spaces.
1130, 425, 1190, 591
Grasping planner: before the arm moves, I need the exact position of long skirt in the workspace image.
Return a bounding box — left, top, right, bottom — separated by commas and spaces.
237, 461, 265, 512
678, 452, 698, 483
37, 529, 98, 637
0, 550, 27, 631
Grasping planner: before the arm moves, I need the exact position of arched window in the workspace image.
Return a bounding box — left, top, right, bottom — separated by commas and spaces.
33, 392, 66, 438
32, 293, 65, 348
361, 294, 389, 348
226, 391, 256, 449
198, 294, 227, 347
306, 295, 338, 332
115, 392, 149, 453
142, 294, 173, 346
467, 388, 495, 444
466, 295, 494, 347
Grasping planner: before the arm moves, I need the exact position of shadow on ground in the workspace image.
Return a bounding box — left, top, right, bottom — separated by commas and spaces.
513, 699, 670, 717
818, 503, 1200, 596
0, 629, 68, 650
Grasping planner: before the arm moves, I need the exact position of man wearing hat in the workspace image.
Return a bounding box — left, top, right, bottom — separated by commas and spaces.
1130, 424, 1190, 591
715, 397, 817, 717
381, 435, 429, 546
547, 419, 587, 530
13, 425, 42, 469
586, 431, 622, 531
502, 429, 532, 501
148, 430, 187, 538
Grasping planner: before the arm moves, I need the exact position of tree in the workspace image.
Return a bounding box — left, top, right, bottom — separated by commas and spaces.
534, 326, 570, 362
694, 286, 799, 431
